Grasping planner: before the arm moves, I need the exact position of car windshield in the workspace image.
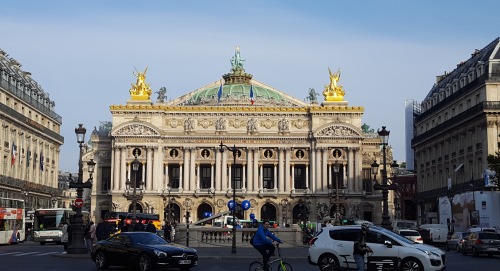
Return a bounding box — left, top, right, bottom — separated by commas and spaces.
129, 233, 168, 245
375, 227, 415, 244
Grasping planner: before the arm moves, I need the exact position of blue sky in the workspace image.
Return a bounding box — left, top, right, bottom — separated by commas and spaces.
1, 0, 499, 173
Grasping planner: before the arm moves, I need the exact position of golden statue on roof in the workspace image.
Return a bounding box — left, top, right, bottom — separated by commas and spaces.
129, 67, 152, 101
323, 68, 345, 102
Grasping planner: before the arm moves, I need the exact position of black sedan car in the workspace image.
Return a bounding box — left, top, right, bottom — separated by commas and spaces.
91, 232, 198, 271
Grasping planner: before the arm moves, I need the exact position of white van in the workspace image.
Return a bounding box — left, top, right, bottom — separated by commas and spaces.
418, 224, 448, 245
392, 219, 418, 231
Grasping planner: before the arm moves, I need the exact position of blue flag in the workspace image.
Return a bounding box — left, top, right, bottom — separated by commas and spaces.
217, 83, 223, 103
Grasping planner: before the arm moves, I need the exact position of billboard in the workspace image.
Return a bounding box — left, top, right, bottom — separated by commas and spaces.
483, 169, 498, 188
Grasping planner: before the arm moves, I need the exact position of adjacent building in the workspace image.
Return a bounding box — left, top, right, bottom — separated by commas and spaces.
412, 38, 500, 229
0, 49, 64, 210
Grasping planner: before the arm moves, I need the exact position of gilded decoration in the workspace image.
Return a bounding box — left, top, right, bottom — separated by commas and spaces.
166, 119, 180, 128
322, 68, 346, 102
230, 119, 246, 129
129, 68, 153, 101
198, 119, 213, 129
115, 124, 158, 136
260, 119, 277, 129
292, 119, 308, 129
316, 125, 359, 137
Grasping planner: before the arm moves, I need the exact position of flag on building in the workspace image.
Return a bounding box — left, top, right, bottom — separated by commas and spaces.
11, 143, 17, 165
217, 81, 223, 103
27, 150, 31, 168
250, 85, 255, 105
40, 151, 44, 171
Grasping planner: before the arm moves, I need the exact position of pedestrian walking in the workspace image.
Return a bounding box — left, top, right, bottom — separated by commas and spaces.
85, 221, 96, 251
60, 222, 68, 252
145, 221, 156, 233
164, 221, 172, 242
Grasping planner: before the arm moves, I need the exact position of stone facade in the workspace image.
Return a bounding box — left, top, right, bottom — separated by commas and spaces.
86, 49, 395, 226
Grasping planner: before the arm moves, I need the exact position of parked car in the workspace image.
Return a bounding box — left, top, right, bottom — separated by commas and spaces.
417, 224, 448, 246
91, 232, 198, 271
308, 225, 446, 271
462, 231, 500, 257
397, 229, 423, 244
445, 232, 470, 252
467, 227, 497, 233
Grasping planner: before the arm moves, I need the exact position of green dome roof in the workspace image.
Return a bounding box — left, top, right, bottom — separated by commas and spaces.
187, 83, 290, 106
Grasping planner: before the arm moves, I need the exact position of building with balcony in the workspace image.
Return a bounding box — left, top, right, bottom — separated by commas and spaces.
0, 49, 64, 210
412, 38, 500, 226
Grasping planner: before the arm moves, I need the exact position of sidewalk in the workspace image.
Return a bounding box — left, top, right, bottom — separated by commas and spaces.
52, 246, 310, 260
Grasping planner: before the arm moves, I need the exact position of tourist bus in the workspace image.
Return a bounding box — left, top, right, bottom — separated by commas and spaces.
0, 197, 25, 244
33, 208, 89, 245
103, 212, 161, 234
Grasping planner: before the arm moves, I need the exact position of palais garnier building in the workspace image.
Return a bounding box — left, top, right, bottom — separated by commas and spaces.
84, 47, 395, 226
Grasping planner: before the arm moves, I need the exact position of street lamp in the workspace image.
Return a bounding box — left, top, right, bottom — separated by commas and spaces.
333, 163, 341, 225
67, 124, 92, 254
164, 184, 172, 223
126, 155, 143, 231
219, 141, 243, 254
372, 126, 397, 230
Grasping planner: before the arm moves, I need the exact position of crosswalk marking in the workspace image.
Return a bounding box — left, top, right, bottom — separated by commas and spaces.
0, 252, 22, 256
33, 252, 58, 256
13, 252, 39, 256
0, 251, 60, 257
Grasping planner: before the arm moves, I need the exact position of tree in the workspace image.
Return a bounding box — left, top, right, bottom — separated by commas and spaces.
486, 142, 500, 188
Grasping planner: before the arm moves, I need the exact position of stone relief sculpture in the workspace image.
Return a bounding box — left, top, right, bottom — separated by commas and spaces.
184, 118, 195, 131
116, 124, 156, 136
112, 202, 121, 211
278, 118, 290, 132
317, 126, 358, 137
247, 118, 258, 134
215, 118, 227, 131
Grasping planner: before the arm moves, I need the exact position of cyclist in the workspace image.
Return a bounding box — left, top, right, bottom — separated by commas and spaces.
353, 223, 373, 271
251, 219, 283, 270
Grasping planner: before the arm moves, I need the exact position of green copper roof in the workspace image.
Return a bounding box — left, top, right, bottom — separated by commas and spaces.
187, 83, 289, 106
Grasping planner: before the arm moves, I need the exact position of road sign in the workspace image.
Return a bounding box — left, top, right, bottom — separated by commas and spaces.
74, 198, 84, 208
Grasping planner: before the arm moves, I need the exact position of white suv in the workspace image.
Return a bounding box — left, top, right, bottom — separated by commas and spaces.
308, 225, 446, 271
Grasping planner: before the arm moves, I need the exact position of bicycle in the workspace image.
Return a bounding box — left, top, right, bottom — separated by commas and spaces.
248, 243, 293, 271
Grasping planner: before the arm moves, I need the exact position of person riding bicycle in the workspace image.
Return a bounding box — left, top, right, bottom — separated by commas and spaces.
251, 219, 283, 270
353, 223, 373, 271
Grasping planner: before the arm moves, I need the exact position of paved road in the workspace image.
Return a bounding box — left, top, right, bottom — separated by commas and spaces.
1, 242, 500, 270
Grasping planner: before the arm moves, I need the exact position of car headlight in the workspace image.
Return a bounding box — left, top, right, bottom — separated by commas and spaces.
154, 249, 167, 258
58, 232, 63, 237
34, 232, 39, 237
417, 249, 440, 258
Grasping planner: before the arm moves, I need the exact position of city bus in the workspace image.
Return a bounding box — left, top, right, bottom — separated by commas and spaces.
0, 197, 25, 244
103, 212, 161, 234
33, 208, 89, 245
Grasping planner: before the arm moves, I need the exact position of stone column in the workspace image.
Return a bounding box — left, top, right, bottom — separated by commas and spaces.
322, 148, 328, 191
246, 148, 253, 192
183, 148, 189, 191
348, 148, 354, 191
146, 147, 153, 191
285, 148, 291, 192
253, 148, 259, 192
120, 148, 127, 191
190, 148, 196, 191
221, 151, 227, 191
112, 146, 120, 191
278, 148, 285, 192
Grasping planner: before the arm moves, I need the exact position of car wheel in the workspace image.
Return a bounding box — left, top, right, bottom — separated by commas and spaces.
40, 242, 45, 246
139, 254, 155, 271
318, 254, 338, 271
401, 258, 423, 271
456, 244, 460, 253
94, 251, 109, 270
445, 244, 449, 252
488, 253, 493, 257
462, 246, 467, 255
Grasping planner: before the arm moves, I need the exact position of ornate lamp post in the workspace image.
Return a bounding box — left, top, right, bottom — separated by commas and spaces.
164, 183, 172, 223
219, 141, 242, 254
67, 124, 92, 254
333, 163, 341, 225
125, 155, 143, 231
372, 126, 397, 230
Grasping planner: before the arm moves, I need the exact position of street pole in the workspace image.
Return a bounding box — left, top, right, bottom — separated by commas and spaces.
67, 124, 92, 254
219, 142, 242, 254
378, 126, 393, 230
130, 156, 141, 231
